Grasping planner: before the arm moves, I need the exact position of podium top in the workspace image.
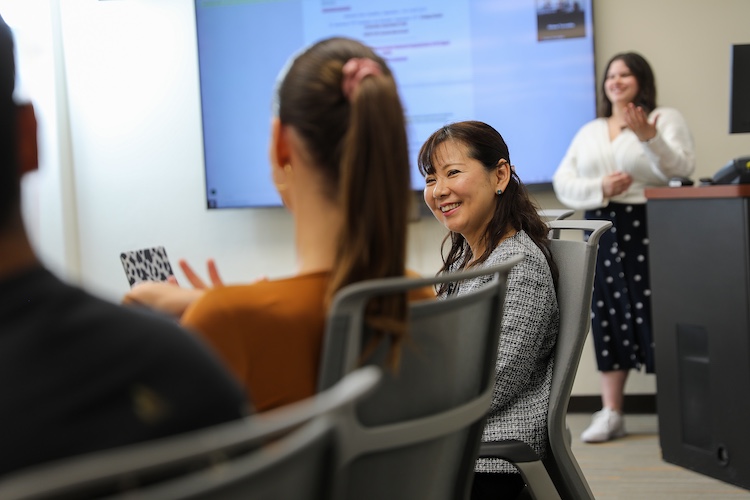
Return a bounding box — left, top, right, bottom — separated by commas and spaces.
645, 184, 750, 200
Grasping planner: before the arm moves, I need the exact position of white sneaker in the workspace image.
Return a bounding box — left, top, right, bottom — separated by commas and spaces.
580, 408, 626, 443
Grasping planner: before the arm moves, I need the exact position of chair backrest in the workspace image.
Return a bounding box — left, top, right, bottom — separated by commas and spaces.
318, 255, 522, 500
544, 219, 612, 500
539, 209, 576, 240
0, 366, 383, 500
538, 208, 575, 222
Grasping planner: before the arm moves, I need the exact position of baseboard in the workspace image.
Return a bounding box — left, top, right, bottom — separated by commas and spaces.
567, 394, 657, 414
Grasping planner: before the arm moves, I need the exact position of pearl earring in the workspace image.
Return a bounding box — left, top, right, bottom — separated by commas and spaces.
496, 189, 503, 196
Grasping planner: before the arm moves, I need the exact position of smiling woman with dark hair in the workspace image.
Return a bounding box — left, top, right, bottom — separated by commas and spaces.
419, 120, 559, 499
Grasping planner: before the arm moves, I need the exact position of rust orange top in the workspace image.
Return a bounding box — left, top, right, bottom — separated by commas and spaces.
182, 272, 435, 412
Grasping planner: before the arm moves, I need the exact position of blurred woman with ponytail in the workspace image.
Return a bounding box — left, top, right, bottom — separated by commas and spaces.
418, 121, 559, 499
125, 37, 432, 411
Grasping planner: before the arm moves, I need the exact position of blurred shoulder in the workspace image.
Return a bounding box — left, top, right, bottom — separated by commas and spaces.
652, 107, 688, 124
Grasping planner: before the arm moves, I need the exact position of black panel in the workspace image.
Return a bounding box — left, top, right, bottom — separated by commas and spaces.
647, 195, 750, 490
677, 324, 710, 450
730, 44, 750, 134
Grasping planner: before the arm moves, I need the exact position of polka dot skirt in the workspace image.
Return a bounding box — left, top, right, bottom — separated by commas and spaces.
585, 203, 655, 373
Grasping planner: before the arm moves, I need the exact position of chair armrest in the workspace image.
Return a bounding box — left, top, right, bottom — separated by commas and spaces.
478, 440, 562, 500
479, 439, 539, 463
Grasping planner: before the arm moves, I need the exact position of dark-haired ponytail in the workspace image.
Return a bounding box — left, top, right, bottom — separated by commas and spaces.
328, 71, 411, 369
277, 38, 413, 370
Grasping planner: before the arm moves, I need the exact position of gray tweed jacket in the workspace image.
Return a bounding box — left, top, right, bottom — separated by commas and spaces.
443, 230, 559, 474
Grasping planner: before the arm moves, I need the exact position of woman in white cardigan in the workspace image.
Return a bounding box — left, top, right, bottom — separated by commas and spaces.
553, 52, 695, 443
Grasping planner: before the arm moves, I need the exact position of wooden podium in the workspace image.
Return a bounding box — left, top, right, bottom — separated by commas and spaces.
645, 185, 750, 489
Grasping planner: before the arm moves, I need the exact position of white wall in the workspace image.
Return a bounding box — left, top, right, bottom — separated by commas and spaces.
20, 0, 750, 396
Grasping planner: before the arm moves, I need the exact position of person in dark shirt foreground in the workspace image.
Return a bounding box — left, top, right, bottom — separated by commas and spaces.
0, 12, 247, 477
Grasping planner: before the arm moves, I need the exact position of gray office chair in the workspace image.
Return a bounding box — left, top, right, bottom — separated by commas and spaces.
0, 366, 383, 500
479, 219, 612, 500
318, 255, 523, 500
537, 208, 575, 222
538, 209, 576, 239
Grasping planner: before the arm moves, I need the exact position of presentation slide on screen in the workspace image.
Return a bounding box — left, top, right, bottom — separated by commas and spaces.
302, 0, 475, 158
195, 0, 595, 208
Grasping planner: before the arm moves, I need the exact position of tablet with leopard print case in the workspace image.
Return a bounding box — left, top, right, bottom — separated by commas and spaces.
120, 246, 175, 287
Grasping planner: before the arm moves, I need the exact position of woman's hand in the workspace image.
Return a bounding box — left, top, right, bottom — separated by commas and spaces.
624, 102, 658, 142
178, 258, 224, 289
123, 281, 205, 318
602, 171, 633, 198
122, 259, 225, 318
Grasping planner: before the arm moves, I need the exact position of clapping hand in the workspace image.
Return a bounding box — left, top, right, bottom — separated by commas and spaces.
175, 258, 224, 289
623, 102, 658, 142
602, 171, 633, 198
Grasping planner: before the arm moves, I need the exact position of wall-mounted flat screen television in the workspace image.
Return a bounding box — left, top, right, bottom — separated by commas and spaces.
194, 0, 596, 208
